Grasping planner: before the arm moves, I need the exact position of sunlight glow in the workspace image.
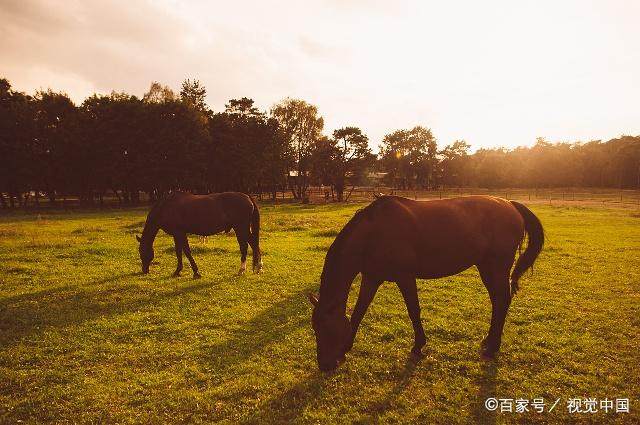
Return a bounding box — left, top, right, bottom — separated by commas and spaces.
2, 0, 639, 150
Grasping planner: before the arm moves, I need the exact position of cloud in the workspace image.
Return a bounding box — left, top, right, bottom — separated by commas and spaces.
1, 0, 194, 93
2, 0, 639, 149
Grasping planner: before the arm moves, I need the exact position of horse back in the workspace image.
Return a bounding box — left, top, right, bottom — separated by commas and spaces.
157, 192, 254, 236
354, 196, 525, 279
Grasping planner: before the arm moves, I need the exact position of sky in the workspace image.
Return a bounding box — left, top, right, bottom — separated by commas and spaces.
2, 0, 639, 151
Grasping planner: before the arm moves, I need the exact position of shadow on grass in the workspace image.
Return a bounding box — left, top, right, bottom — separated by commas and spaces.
355, 356, 421, 422
199, 287, 313, 377
0, 271, 138, 306
241, 372, 326, 424
0, 271, 219, 346
471, 361, 498, 425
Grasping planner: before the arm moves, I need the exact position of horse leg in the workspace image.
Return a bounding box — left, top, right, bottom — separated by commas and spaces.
182, 236, 201, 279
234, 226, 249, 275
478, 259, 513, 359
345, 275, 383, 352
172, 235, 184, 277
247, 231, 262, 273
397, 276, 427, 356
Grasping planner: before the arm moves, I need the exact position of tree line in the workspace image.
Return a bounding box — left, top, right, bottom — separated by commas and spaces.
1, 77, 639, 208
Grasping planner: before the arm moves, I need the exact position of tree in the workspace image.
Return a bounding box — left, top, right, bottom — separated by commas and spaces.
309, 136, 339, 194
226, 97, 263, 118
329, 127, 373, 201
144, 99, 208, 196
206, 98, 287, 196
79, 92, 145, 204
439, 140, 470, 187
271, 98, 324, 199
380, 126, 437, 189
33, 90, 78, 203
4, 74, 640, 208
143, 81, 175, 103
180, 79, 210, 116
0, 79, 35, 207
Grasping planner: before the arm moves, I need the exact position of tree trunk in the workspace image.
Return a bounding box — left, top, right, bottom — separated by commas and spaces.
335, 185, 344, 202
21, 192, 30, 209
335, 175, 345, 202
344, 185, 357, 202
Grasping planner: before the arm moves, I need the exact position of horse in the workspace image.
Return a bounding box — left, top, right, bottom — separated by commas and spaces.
136, 192, 262, 277
308, 195, 544, 371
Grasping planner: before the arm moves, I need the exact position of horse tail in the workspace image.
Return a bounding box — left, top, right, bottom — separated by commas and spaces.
509, 200, 544, 296
249, 196, 261, 266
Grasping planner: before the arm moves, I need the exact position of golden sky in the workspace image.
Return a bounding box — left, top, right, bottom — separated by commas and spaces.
2, 0, 639, 150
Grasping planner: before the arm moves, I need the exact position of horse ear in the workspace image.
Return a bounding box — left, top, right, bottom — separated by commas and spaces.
136, 235, 142, 243
308, 293, 319, 307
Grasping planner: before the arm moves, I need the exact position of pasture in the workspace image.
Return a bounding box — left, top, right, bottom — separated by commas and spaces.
0, 202, 638, 423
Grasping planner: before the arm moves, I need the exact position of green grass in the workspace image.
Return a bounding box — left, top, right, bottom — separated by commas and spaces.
0, 203, 638, 423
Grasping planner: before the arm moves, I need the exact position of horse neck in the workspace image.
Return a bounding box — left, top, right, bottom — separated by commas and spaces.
141, 215, 160, 248
317, 255, 359, 316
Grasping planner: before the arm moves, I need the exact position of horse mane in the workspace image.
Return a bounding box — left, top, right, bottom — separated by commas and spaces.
141, 197, 170, 240
323, 196, 392, 276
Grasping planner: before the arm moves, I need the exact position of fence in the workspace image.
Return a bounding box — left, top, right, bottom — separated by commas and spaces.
2, 187, 640, 210
304, 187, 640, 208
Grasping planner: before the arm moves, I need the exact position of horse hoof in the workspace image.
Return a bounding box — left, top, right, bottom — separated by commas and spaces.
172, 272, 181, 278
480, 348, 498, 361
237, 270, 246, 276
193, 273, 202, 279
480, 353, 497, 362
409, 349, 424, 363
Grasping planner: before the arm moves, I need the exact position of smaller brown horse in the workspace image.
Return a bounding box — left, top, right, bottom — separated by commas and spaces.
136, 192, 261, 277
309, 195, 544, 371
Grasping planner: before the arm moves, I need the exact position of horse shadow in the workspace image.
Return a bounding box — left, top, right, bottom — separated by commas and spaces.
251, 353, 499, 423
354, 355, 423, 422
198, 287, 313, 376
0, 270, 218, 347
245, 354, 424, 423
240, 371, 326, 424
353, 353, 498, 423
472, 360, 499, 425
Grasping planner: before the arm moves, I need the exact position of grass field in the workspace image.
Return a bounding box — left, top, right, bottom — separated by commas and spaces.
1, 202, 639, 423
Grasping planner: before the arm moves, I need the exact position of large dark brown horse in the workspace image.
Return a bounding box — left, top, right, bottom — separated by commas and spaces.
136, 192, 261, 277
309, 195, 543, 371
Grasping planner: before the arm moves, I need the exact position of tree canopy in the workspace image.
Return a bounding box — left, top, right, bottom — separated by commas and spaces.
1, 75, 639, 208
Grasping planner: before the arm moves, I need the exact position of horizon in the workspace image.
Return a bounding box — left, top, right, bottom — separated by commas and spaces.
2, 0, 639, 151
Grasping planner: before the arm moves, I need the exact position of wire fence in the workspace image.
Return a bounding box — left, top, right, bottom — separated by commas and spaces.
302, 187, 640, 208
3, 187, 640, 211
